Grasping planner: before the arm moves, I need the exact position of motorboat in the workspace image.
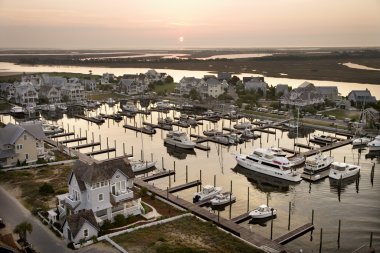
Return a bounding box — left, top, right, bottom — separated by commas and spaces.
164, 131, 196, 149
122, 102, 139, 113
269, 147, 287, 157
303, 153, 333, 175
234, 122, 252, 130
188, 118, 198, 127
176, 120, 190, 128
283, 122, 298, 129
312, 134, 337, 143
56, 104, 67, 111
234, 148, 302, 182
213, 134, 235, 145
352, 136, 372, 147
90, 115, 105, 124
157, 122, 173, 130
367, 135, 380, 151
249, 204, 277, 219
142, 125, 156, 134
228, 133, 244, 144
179, 114, 189, 120
193, 185, 222, 203
329, 162, 360, 180
106, 98, 116, 105
156, 100, 172, 110
40, 122, 64, 135
210, 194, 236, 206
241, 128, 260, 139
129, 160, 157, 173
288, 155, 306, 167
158, 117, 173, 124
203, 129, 223, 137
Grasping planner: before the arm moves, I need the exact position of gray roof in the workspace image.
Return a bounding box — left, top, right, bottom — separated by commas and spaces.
206, 78, 221, 86
119, 79, 136, 87
0, 149, 15, 159
0, 124, 25, 146
66, 210, 99, 238
20, 122, 46, 140
348, 89, 377, 102
71, 157, 135, 191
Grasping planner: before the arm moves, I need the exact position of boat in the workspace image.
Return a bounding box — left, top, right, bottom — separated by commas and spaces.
90, 115, 105, 124
176, 120, 190, 128
122, 102, 139, 113
157, 122, 173, 130
106, 98, 116, 105
164, 131, 196, 149
156, 100, 172, 110
158, 117, 173, 124
210, 194, 236, 206
129, 159, 157, 173
41, 122, 64, 135
234, 148, 302, 182
312, 134, 337, 143
241, 128, 259, 139
283, 122, 298, 129
188, 118, 198, 127
56, 104, 67, 111
193, 185, 222, 203
352, 136, 372, 147
249, 204, 277, 219
213, 134, 234, 145
367, 135, 380, 151
234, 122, 252, 130
328, 162, 360, 180
203, 129, 223, 137
303, 153, 333, 175
179, 114, 189, 120
228, 133, 244, 144
142, 125, 156, 134
269, 147, 287, 157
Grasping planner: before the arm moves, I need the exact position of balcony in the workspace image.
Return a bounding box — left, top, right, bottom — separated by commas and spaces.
111, 190, 134, 203
65, 195, 80, 208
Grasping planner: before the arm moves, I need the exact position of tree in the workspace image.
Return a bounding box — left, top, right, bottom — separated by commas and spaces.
229, 76, 240, 86
13, 221, 33, 244
189, 88, 201, 101
164, 75, 174, 84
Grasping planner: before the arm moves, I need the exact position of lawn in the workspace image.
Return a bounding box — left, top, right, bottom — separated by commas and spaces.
322, 109, 360, 121
153, 82, 176, 94
112, 216, 263, 253
86, 91, 127, 101
0, 100, 12, 111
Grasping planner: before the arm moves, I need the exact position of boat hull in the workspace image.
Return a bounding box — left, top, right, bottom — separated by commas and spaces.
329, 168, 360, 180
164, 138, 195, 149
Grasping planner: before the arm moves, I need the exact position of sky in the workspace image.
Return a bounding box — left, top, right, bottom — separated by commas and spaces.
0, 0, 380, 49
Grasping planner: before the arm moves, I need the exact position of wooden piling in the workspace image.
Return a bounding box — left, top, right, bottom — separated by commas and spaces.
200, 170, 202, 188
337, 219, 341, 249
319, 228, 323, 253
229, 180, 232, 220
247, 187, 250, 212
270, 208, 274, 240
312, 209, 314, 225
214, 175, 216, 187
288, 202, 291, 231
173, 161, 176, 182
162, 156, 164, 169
186, 165, 188, 183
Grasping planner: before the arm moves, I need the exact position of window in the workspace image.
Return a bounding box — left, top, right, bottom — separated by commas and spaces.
25, 154, 29, 160
83, 229, 88, 237
98, 193, 103, 201
24, 134, 27, 140
16, 144, 23, 150
36, 143, 39, 148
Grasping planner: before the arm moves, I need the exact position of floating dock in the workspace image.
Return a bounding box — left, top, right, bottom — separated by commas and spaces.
168, 180, 201, 193
60, 137, 87, 144
302, 139, 353, 157
72, 142, 101, 150
50, 132, 75, 138
85, 148, 116, 156
294, 143, 313, 149
123, 124, 156, 135
142, 170, 176, 182
273, 223, 314, 245
75, 115, 104, 124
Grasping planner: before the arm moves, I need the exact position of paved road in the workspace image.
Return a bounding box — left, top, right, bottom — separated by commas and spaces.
0, 186, 118, 253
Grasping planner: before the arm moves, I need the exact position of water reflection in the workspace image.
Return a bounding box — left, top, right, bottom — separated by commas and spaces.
365, 151, 380, 159
164, 143, 197, 160
40, 110, 64, 121
232, 165, 297, 193
287, 126, 315, 139
66, 106, 85, 118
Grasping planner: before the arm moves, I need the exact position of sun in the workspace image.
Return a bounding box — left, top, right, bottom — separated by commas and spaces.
179, 36, 184, 43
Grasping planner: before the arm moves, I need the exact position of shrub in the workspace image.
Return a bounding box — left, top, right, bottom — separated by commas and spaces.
39, 183, 55, 196
114, 214, 126, 227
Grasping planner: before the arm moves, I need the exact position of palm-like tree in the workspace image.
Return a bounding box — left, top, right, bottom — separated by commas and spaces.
13, 221, 33, 243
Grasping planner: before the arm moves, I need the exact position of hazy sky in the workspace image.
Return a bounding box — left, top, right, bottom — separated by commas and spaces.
1, 0, 379, 49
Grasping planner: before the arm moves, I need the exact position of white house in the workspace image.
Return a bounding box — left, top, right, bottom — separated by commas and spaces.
100, 73, 115, 85
280, 81, 325, 107
62, 210, 99, 244
56, 157, 142, 241
19, 121, 46, 157
119, 78, 147, 94
61, 82, 85, 102
175, 77, 201, 96
39, 85, 61, 103
198, 78, 225, 98
14, 82, 38, 106
81, 79, 97, 91
244, 77, 268, 96
347, 89, 377, 106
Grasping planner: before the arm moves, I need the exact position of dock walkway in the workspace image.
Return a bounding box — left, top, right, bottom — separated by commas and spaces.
273, 223, 314, 245
301, 139, 352, 157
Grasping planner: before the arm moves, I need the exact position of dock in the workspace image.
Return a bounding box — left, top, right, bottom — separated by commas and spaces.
60, 137, 87, 144
302, 139, 353, 157
72, 142, 101, 150
142, 170, 176, 182
301, 169, 330, 182
85, 148, 116, 156
294, 143, 313, 149
231, 212, 252, 224
196, 192, 232, 207
168, 180, 201, 193
195, 143, 211, 151
143, 122, 172, 131
273, 223, 314, 245
50, 132, 75, 138
280, 147, 300, 154
75, 115, 104, 124
123, 124, 156, 135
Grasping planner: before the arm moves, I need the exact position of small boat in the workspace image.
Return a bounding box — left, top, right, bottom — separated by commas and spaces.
249, 204, 277, 219
228, 133, 243, 144
42, 123, 64, 135
234, 122, 252, 130
188, 118, 198, 127
56, 104, 67, 111
179, 114, 189, 120
367, 135, 380, 151
283, 122, 298, 129
241, 128, 256, 139
129, 160, 157, 173
156, 100, 172, 110
122, 102, 139, 113
329, 162, 360, 180
158, 117, 173, 124
213, 135, 234, 145
142, 125, 156, 134
303, 153, 333, 175
106, 98, 116, 105
43, 104, 56, 112
90, 115, 105, 124
193, 185, 222, 203
210, 194, 236, 206
269, 147, 287, 157
157, 122, 173, 130
176, 120, 190, 128
312, 134, 337, 143
203, 129, 223, 137
164, 131, 196, 149
352, 136, 372, 147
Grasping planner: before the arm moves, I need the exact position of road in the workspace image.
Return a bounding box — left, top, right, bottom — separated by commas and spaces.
0, 186, 118, 253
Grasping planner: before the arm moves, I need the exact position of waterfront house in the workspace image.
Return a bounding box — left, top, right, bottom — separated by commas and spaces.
61, 82, 85, 102
175, 77, 201, 96
347, 89, 377, 106
244, 77, 268, 96
198, 78, 225, 98
19, 121, 46, 157
56, 157, 142, 229
217, 72, 232, 81
62, 210, 100, 244
275, 84, 289, 97
39, 85, 61, 103
14, 81, 38, 106
0, 123, 41, 168
100, 73, 115, 85
81, 79, 97, 91
21, 74, 43, 90
145, 69, 167, 83
0, 83, 11, 98
315, 86, 339, 100
280, 81, 324, 107
41, 74, 67, 89
119, 78, 142, 94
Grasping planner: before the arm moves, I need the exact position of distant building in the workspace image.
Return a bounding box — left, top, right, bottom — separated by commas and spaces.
41, 74, 67, 89
61, 82, 85, 102
347, 89, 377, 106
244, 77, 268, 96
315, 86, 339, 100
275, 84, 289, 97
100, 73, 115, 85
81, 79, 97, 91
217, 72, 232, 81
175, 77, 201, 96
145, 69, 167, 83
14, 81, 38, 106
199, 78, 224, 98
280, 81, 324, 107
39, 85, 61, 103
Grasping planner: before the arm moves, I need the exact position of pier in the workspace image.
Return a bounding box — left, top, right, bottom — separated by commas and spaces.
142, 170, 176, 182
73, 142, 101, 150
301, 139, 353, 157
60, 137, 87, 144
273, 223, 314, 245
50, 132, 75, 138
294, 143, 313, 149
123, 124, 156, 135
85, 148, 116, 156
74, 115, 104, 124
231, 212, 252, 224
168, 180, 201, 193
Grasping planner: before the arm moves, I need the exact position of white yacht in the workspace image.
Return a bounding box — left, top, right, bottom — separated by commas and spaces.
329, 162, 360, 180
234, 122, 252, 130
106, 98, 116, 105
367, 135, 380, 151
234, 148, 302, 182
249, 204, 277, 219
164, 131, 196, 149
303, 153, 333, 175
210, 194, 236, 206
156, 100, 172, 110
193, 185, 222, 203
313, 134, 337, 143
269, 147, 287, 157
129, 160, 157, 173
122, 102, 139, 113
352, 136, 372, 147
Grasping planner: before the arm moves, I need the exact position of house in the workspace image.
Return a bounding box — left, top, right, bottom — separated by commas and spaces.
100, 73, 115, 85
145, 69, 167, 83
14, 81, 38, 106
0, 123, 40, 168
275, 84, 289, 97
244, 77, 268, 96
21, 74, 42, 90
41, 74, 67, 89
61, 82, 85, 102
347, 89, 377, 106
0, 83, 11, 97
315, 86, 339, 100
198, 78, 225, 98
217, 72, 232, 81
19, 121, 46, 157
56, 157, 142, 229
119, 79, 141, 94
175, 77, 201, 96
280, 81, 325, 107
62, 210, 100, 244
81, 79, 97, 91
39, 85, 61, 103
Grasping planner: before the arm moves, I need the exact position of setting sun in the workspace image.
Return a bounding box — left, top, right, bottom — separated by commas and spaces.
179, 36, 184, 43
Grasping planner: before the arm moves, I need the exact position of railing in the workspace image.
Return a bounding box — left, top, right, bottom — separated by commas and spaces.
111, 190, 134, 203
65, 195, 80, 208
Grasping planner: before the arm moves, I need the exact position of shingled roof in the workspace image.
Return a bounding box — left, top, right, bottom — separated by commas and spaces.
65, 210, 99, 238
71, 157, 134, 191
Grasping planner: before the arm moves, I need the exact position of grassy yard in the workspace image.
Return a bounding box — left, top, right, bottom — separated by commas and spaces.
321, 109, 360, 121
0, 100, 12, 111
86, 91, 127, 101
153, 82, 176, 94
113, 215, 263, 253
0, 165, 71, 213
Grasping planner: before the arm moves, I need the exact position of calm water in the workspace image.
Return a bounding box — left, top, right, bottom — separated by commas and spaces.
1, 62, 380, 96
1, 103, 379, 252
